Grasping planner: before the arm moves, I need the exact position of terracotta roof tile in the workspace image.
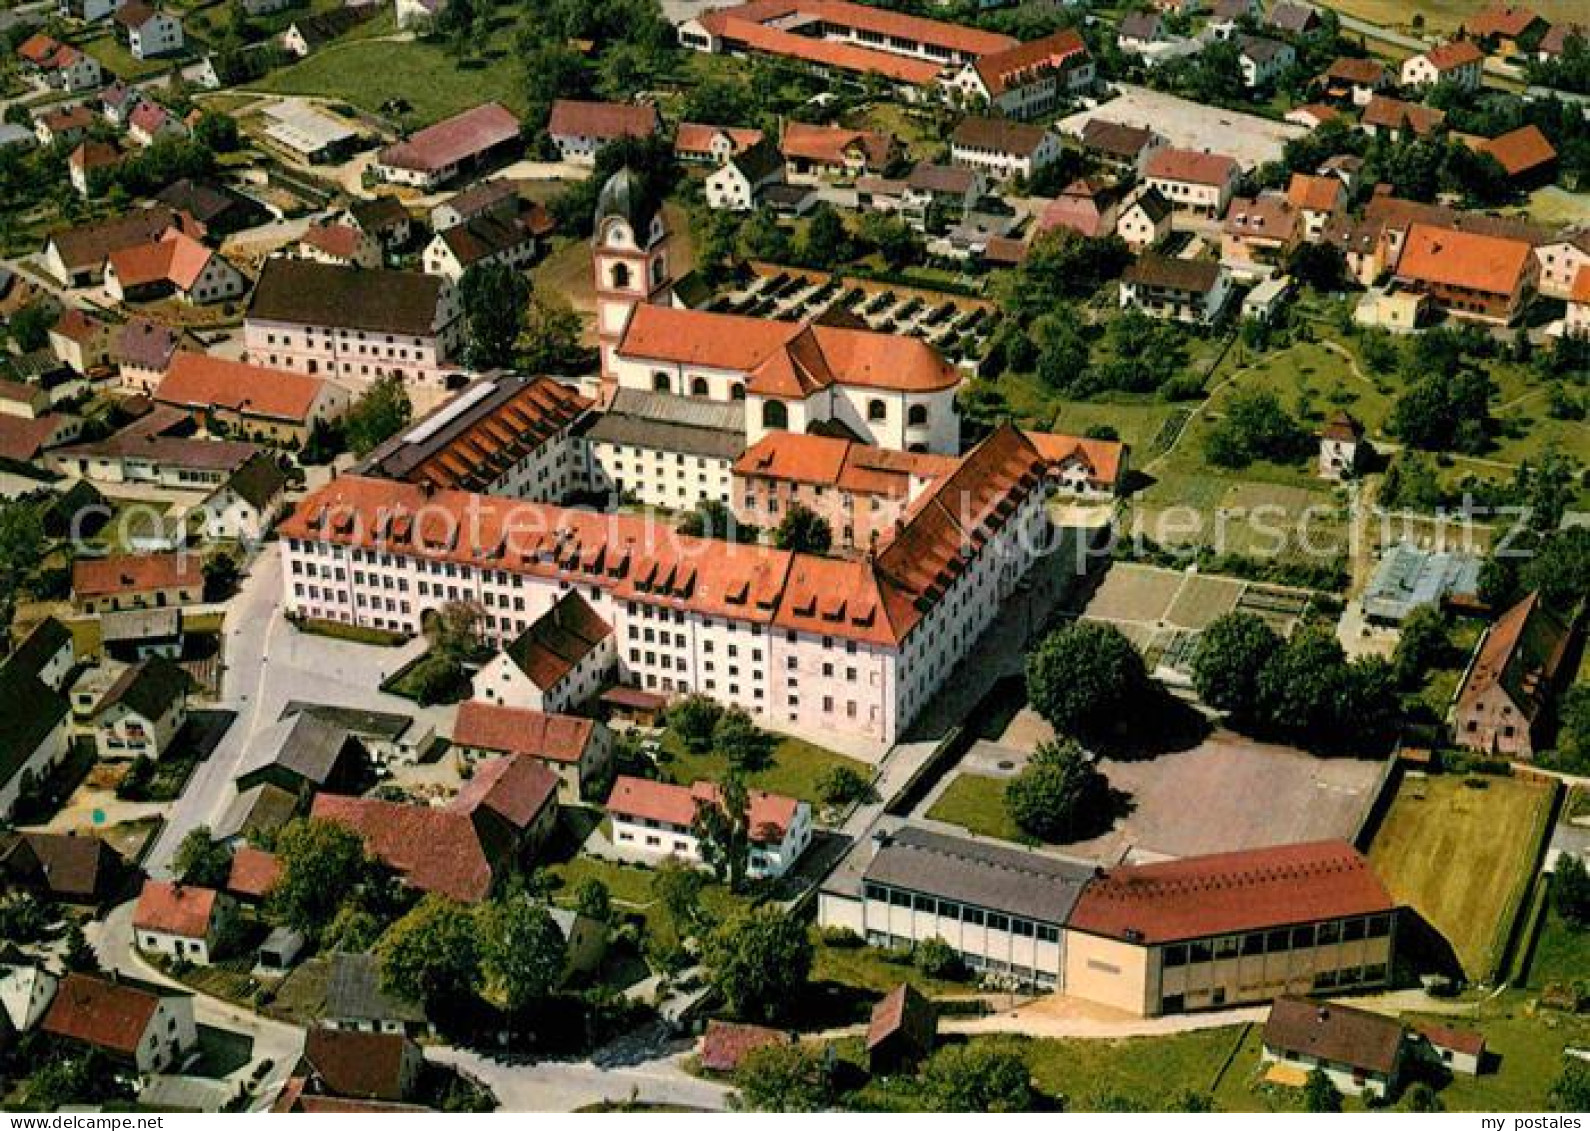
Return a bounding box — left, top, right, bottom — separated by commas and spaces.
675, 122, 765, 157
1457, 591, 1570, 724
73, 552, 198, 599
43, 973, 169, 1057
971, 28, 1088, 96
157, 352, 328, 423
226, 846, 282, 900
1145, 147, 1238, 186
1423, 40, 1484, 70
504, 590, 612, 690
133, 879, 219, 938
311, 793, 495, 903
781, 121, 895, 170
952, 115, 1049, 157
1286, 172, 1346, 213
449, 753, 559, 829
1361, 95, 1447, 136
378, 102, 521, 173
546, 99, 659, 142
453, 701, 595, 763
299, 1028, 415, 1101
1465, 3, 1543, 38
1394, 222, 1534, 296
1476, 124, 1556, 177
606, 774, 800, 844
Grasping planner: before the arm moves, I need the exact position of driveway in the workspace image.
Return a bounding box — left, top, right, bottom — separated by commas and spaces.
428, 1044, 733, 1112
89, 900, 305, 1111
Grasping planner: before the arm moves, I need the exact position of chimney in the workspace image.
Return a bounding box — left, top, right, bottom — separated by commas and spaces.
870, 828, 893, 858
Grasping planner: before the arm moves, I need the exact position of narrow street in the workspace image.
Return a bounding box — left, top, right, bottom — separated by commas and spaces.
427, 1044, 732, 1113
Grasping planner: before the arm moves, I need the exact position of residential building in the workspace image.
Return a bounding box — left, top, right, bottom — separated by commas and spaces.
113, 2, 184, 60
1120, 255, 1231, 323
1076, 119, 1165, 175
1392, 222, 1538, 325
354, 372, 590, 501
606, 774, 813, 878
225, 846, 282, 905
1532, 231, 1590, 301
323, 953, 430, 1037
311, 754, 560, 901
243, 258, 464, 393
346, 196, 412, 251
944, 28, 1094, 118
1359, 95, 1446, 141
71, 552, 203, 614
68, 140, 122, 198
279, 423, 1060, 745
1463, 4, 1548, 56
580, 388, 745, 508
705, 138, 786, 212
372, 102, 522, 189
1262, 998, 1405, 1099
1221, 195, 1300, 274
1473, 124, 1557, 186
421, 199, 552, 281
0, 832, 126, 906
16, 34, 103, 93
33, 104, 94, 147
1040, 178, 1118, 241
1267, 0, 1321, 35
0, 621, 73, 820
949, 116, 1059, 182
1317, 411, 1365, 480
60, 0, 130, 20
283, 1028, 423, 1106
103, 229, 246, 306
234, 712, 368, 798
675, 122, 765, 165
1115, 184, 1173, 251
1323, 214, 1389, 286
1285, 172, 1347, 241
299, 222, 382, 270
1400, 40, 1484, 89
1144, 148, 1240, 218
1064, 840, 1397, 1016
546, 99, 660, 166
0, 956, 58, 1036
200, 455, 289, 542
1319, 56, 1390, 105
127, 101, 185, 147
46, 406, 261, 492
1568, 267, 1590, 337
1236, 35, 1295, 88
900, 162, 981, 229
42, 973, 196, 1073
93, 655, 192, 759
452, 701, 612, 803
156, 178, 268, 237
133, 880, 235, 965
281, 7, 378, 55
781, 122, 899, 182
473, 590, 616, 714
101, 607, 184, 661
1414, 1023, 1486, 1077
156, 353, 351, 445
1286, 103, 1342, 131
0, 378, 52, 421
1118, 11, 1165, 52
1454, 591, 1572, 759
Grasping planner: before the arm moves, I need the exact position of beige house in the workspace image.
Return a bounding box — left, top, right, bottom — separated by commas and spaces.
451, 700, 613, 804
473, 590, 615, 715
1453, 592, 1572, 759
94, 656, 193, 760
134, 880, 236, 965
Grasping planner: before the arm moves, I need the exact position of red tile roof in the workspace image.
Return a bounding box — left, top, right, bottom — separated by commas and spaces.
0, 416, 57, 462
43, 974, 168, 1057
1465, 3, 1543, 38
69, 139, 121, 172
699, 1020, 791, 1074
780, 121, 895, 171
1264, 998, 1403, 1076
53, 307, 107, 345
1324, 56, 1387, 84
618, 305, 958, 395
1573, 266, 1590, 304
700, 0, 1015, 59
606, 774, 800, 844
504, 589, 612, 690
1067, 840, 1395, 945
546, 99, 659, 143
106, 229, 217, 293
157, 353, 329, 424
453, 701, 595, 763
1286, 172, 1346, 213
714, 14, 944, 83
1416, 1021, 1486, 1057
311, 793, 496, 903
378, 102, 521, 173
1422, 40, 1485, 71
298, 1028, 415, 1102
1457, 591, 1570, 725
1145, 147, 1238, 186
133, 879, 219, 938
733, 432, 956, 495
866, 982, 936, 1052
1024, 430, 1127, 490
1362, 95, 1446, 136
1395, 222, 1534, 297
675, 122, 765, 158
227, 846, 282, 900
302, 222, 365, 260
971, 28, 1089, 96
449, 753, 559, 829
1476, 124, 1556, 177
73, 552, 198, 599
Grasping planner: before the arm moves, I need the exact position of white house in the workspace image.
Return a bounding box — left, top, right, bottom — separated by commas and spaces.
546, 99, 660, 167
0, 620, 73, 820
420, 201, 551, 282
60, 0, 129, 19
103, 230, 247, 306
1400, 40, 1484, 90
473, 591, 615, 715
200, 455, 288, 543
949, 116, 1060, 183
1116, 184, 1174, 251
42, 973, 197, 1074
1120, 255, 1232, 324
114, 3, 185, 61
1236, 35, 1295, 88
133, 880, 235, 966
1262, 998, 1404, 1100
93, 656, 192, 760
705, 139, 785, 212
1144, 147, 1241, 218
943, 28, 1094, 119
607, 775, 813, 879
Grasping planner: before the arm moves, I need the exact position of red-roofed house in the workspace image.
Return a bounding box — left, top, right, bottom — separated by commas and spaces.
373, 102, 523, 189
1064, 840, 1396, 1016
69, 139, 123, 198
1285, 173, 1347, 241
1401, 40, 1484, 89
1475, 124, 1557, 184
1144, 147, 1240, 217
127, 101, 186, 147
134, 880, 236, 964
16, 34, 102, 93
451, 701, 611, 802
72, 552, 203, 614
1025, 430, 1128, 497
1039, 178, 1119, 241
298, 221, 381, 269
1464, 4, 1548, 56
474, 590, 616, 714
50, 308, 112, 374
43, 973, 195, 1073
675, 122, 766, 164
156, 353, 350, 444
103, 229, 246, 306
945, 27, 1094, 119
1393, 222, 1539, 325
1567, 266, 1590, 336
781, 121, 900, 182
1454, 591, 1572, 758
226, 846, 282, 903
607, 774, 812, 878
311, 756, 558, 901
547, 100, 660, 167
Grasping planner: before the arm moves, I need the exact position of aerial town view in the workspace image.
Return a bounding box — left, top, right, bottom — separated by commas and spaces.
0, 0, 1588, 1117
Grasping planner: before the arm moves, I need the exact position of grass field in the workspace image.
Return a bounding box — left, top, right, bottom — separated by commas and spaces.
1525, 907, 1590, 990
924, 773, 1025, 842
656, 730, 869, 806
248, 23, 526, 125
810, 934, 978, 997
1319, 0, 1588, 34
1368, 773, 1555, 981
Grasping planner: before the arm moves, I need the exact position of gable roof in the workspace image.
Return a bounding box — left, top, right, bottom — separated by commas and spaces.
1286, 172, 1345, 212
324, 952, 424, 1024
546, 99, 659, 142
867, 982, 936, 1052
247, 259, 445, 337
43, 973, 180, 1056
1475, 124, 1556, 177
1394, 222, 1534, 296
780, 121, 895, 169
452, 701, 595, 763
951, 116, 1049, 158
1458, 591, 1571, 724
96, 656, 192, 720
676, 122, 765, 157
448, 753, 559, 830
1324, 56, 1387, 84
6, 617, 70, 680
1421, 39, 1485, 71
606, 774, 800, 844
1024, 430, 1127, 489
73, 552, 197, 599
1465, 3, 1544, 38
111, 317, 183, 372
504, 590, 612, 690
1079, 118, 1158, 160
157, 352, 328, 423
47, 207, 186, 274
298, 1028, 416, 1101
969, 27, 1089, 97
1145, 146, 1238, 186
0, 666, 68, 799
237, 712, 356, 788
106, 229, 218, 293
377, 102, 521, 174
3, 833, 118, 901
133, 879, 219, 938
1067, 839, 1394, 945
226, 846, 282, 900
1124, 253, 1223, 293
219, 453, 289, 511
699, 1020, 791, 1074
1361, 95, 1446, 135
1265, 997, 1403, 1075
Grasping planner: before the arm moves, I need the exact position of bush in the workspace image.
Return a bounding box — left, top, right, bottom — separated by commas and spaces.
818, 925, 863, 948
913, 937, 965, 980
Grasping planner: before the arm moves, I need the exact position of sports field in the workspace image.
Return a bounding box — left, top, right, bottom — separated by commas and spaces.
1368, 773, 1555, 982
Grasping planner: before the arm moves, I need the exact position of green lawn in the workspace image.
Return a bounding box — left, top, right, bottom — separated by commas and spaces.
1525, 907, 1590, 991
656, 730, 870, 807
1418, 1001, 1590, 1112
543, 854, 744, 947
78, 34, 184, 81
1047, 398, 1181, 455
924, 773, 1027, 844
248, 26, 526, 125
1412, 617, 1485, 721
1368, 773, 1556, 981
810, 935, 978, 998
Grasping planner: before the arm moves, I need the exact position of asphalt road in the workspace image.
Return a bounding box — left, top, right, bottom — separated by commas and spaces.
428, 1044, 733, 1113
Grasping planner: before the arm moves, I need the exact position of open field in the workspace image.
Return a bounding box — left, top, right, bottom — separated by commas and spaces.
1368, 773, 1555, 981
925, 773, 1026, 843
249, 25, 526, 125
1080, 563, 1311, 636
1320, 0, 1589, 34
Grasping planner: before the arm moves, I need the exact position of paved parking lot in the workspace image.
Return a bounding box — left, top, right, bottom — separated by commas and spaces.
1059, 84, 1305, 170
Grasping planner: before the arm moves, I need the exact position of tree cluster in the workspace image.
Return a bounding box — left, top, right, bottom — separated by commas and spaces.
1005, 739, 1110, 843
1203, 388, 1313, 470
